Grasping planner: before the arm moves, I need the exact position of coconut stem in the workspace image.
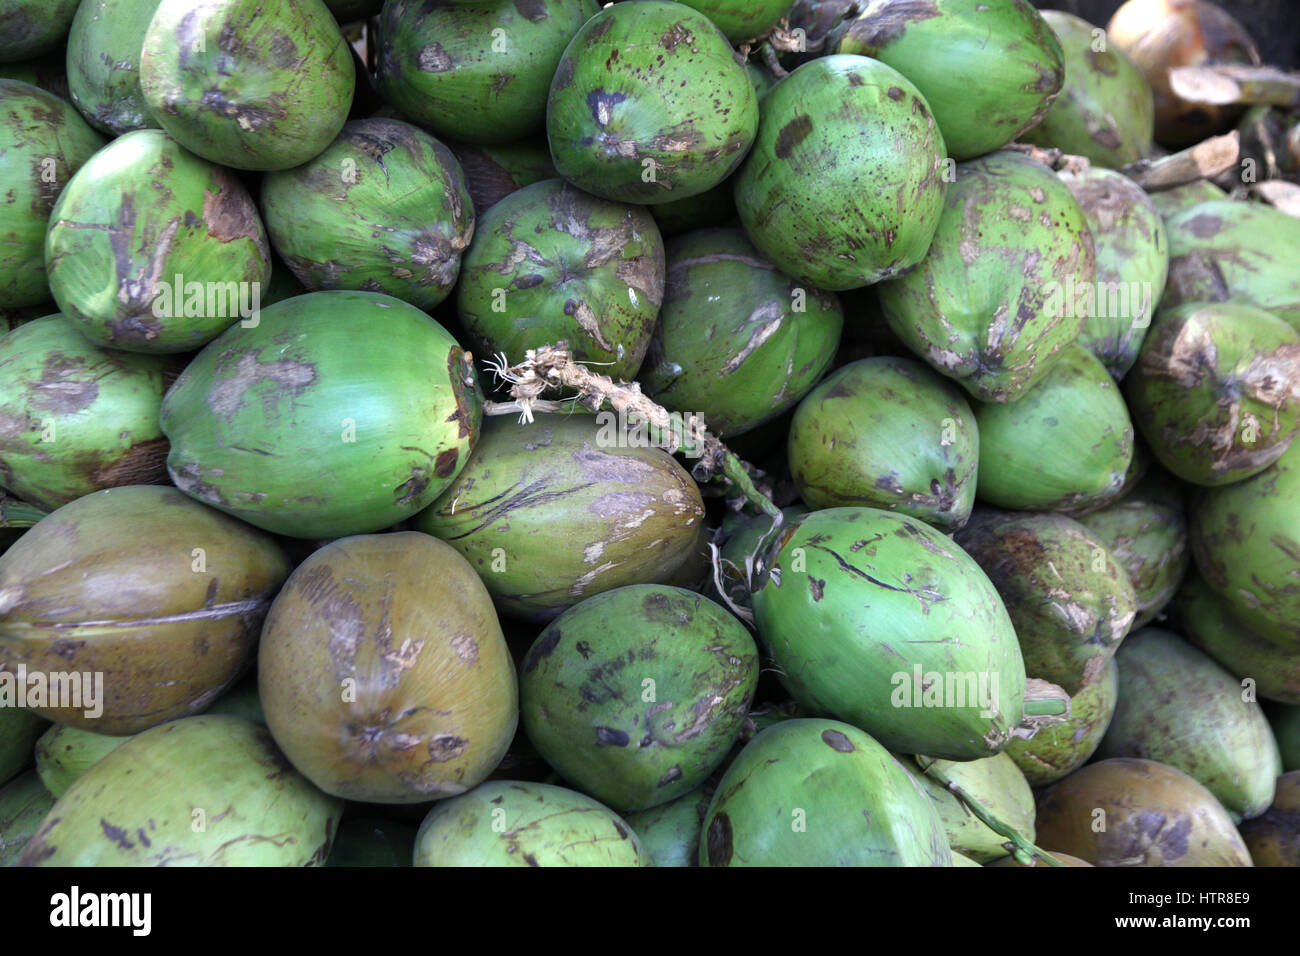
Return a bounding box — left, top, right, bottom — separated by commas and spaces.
765, 20, 805, 54
0, 494, 45, 528
1004, 142, 1092, 175
742, 16, 811, 78
759, 43, 789, 80
719, 454, 781, 520
1252, 178, 1300, 217
480, 345, 782, 519
1123, 131, 1240, 192
1170, 64, 1300, 109
915, 756, 1066, 868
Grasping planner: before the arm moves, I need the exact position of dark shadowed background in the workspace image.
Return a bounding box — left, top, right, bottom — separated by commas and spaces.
1032, 1, 1300, 68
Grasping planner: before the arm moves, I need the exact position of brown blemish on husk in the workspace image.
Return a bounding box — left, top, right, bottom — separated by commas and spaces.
27, 354, 98, 414
513, 0, 548, 23
417, 43, 453, 73
269, 32, 301, 70
773, 115, 813, 159
661, 22, 693, 52
524, 628, 561, 672
395, 463, 432, 505
206, 351, 315, 419
295, 563, 366, 681
705, 811, 733, 865
848, 0, 941, 49
426, 735, 468, 762
585, 15, 616, 46
451, 633, 479, 665
203, 169, 263, 243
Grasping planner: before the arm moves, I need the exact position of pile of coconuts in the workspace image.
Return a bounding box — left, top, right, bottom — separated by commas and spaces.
1, 0, 1300, 869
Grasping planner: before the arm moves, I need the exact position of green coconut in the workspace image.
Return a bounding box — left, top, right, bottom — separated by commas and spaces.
0, 707, 45, 787
1172, 571, 1300, 705
0, 485, 289, 735
45, 128, 271, 353
905, 751, 1036, 863
734, 53, 946, 291
160, 291, 482, 539
640, 227, 843, 438
745, 61, 778, 101
65, 0, 163, 134
835, 0, 1064, 161
955, 509, 1137, 695
259, 533, 518, 804
0, 315, 178, 510
878, 150, 1094, 403
1239, 771, 1300, 867
0, 0, 79, 62
413, 780, 651, 866
1075, 468, 1188, 629
520, 585, 758, 812
1005, 656, 1118, 786
21, 715, 342, 866
0, 80, 105, 308
0, 771, 53, 865
139, 0, 354, 170
1020, 10, 1154, 167
623, 784, 713, 868
787, 356, 978, 533
1271, 704, 1300, 771
261, 118, 473, 310
34, 723, 130, 798
1059, 166, 1167, 378
415, 414, 705, 622
1190, 440, 1300, 649
1035, 758, 1253, 866
377, 0, 597, 145
547, 1, 758, 204
1126, 302, 1300, 487
751, 507, 1030, 760
456, 178, 663, 381
1148, 179, 1227, 220
974, 345, 1134, 511
700, 719, 952, 866
678, 0, 793, 44
1162, 200, 1300, 330
1096, 627, 1281, 822
1116, 432, 1154, 501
